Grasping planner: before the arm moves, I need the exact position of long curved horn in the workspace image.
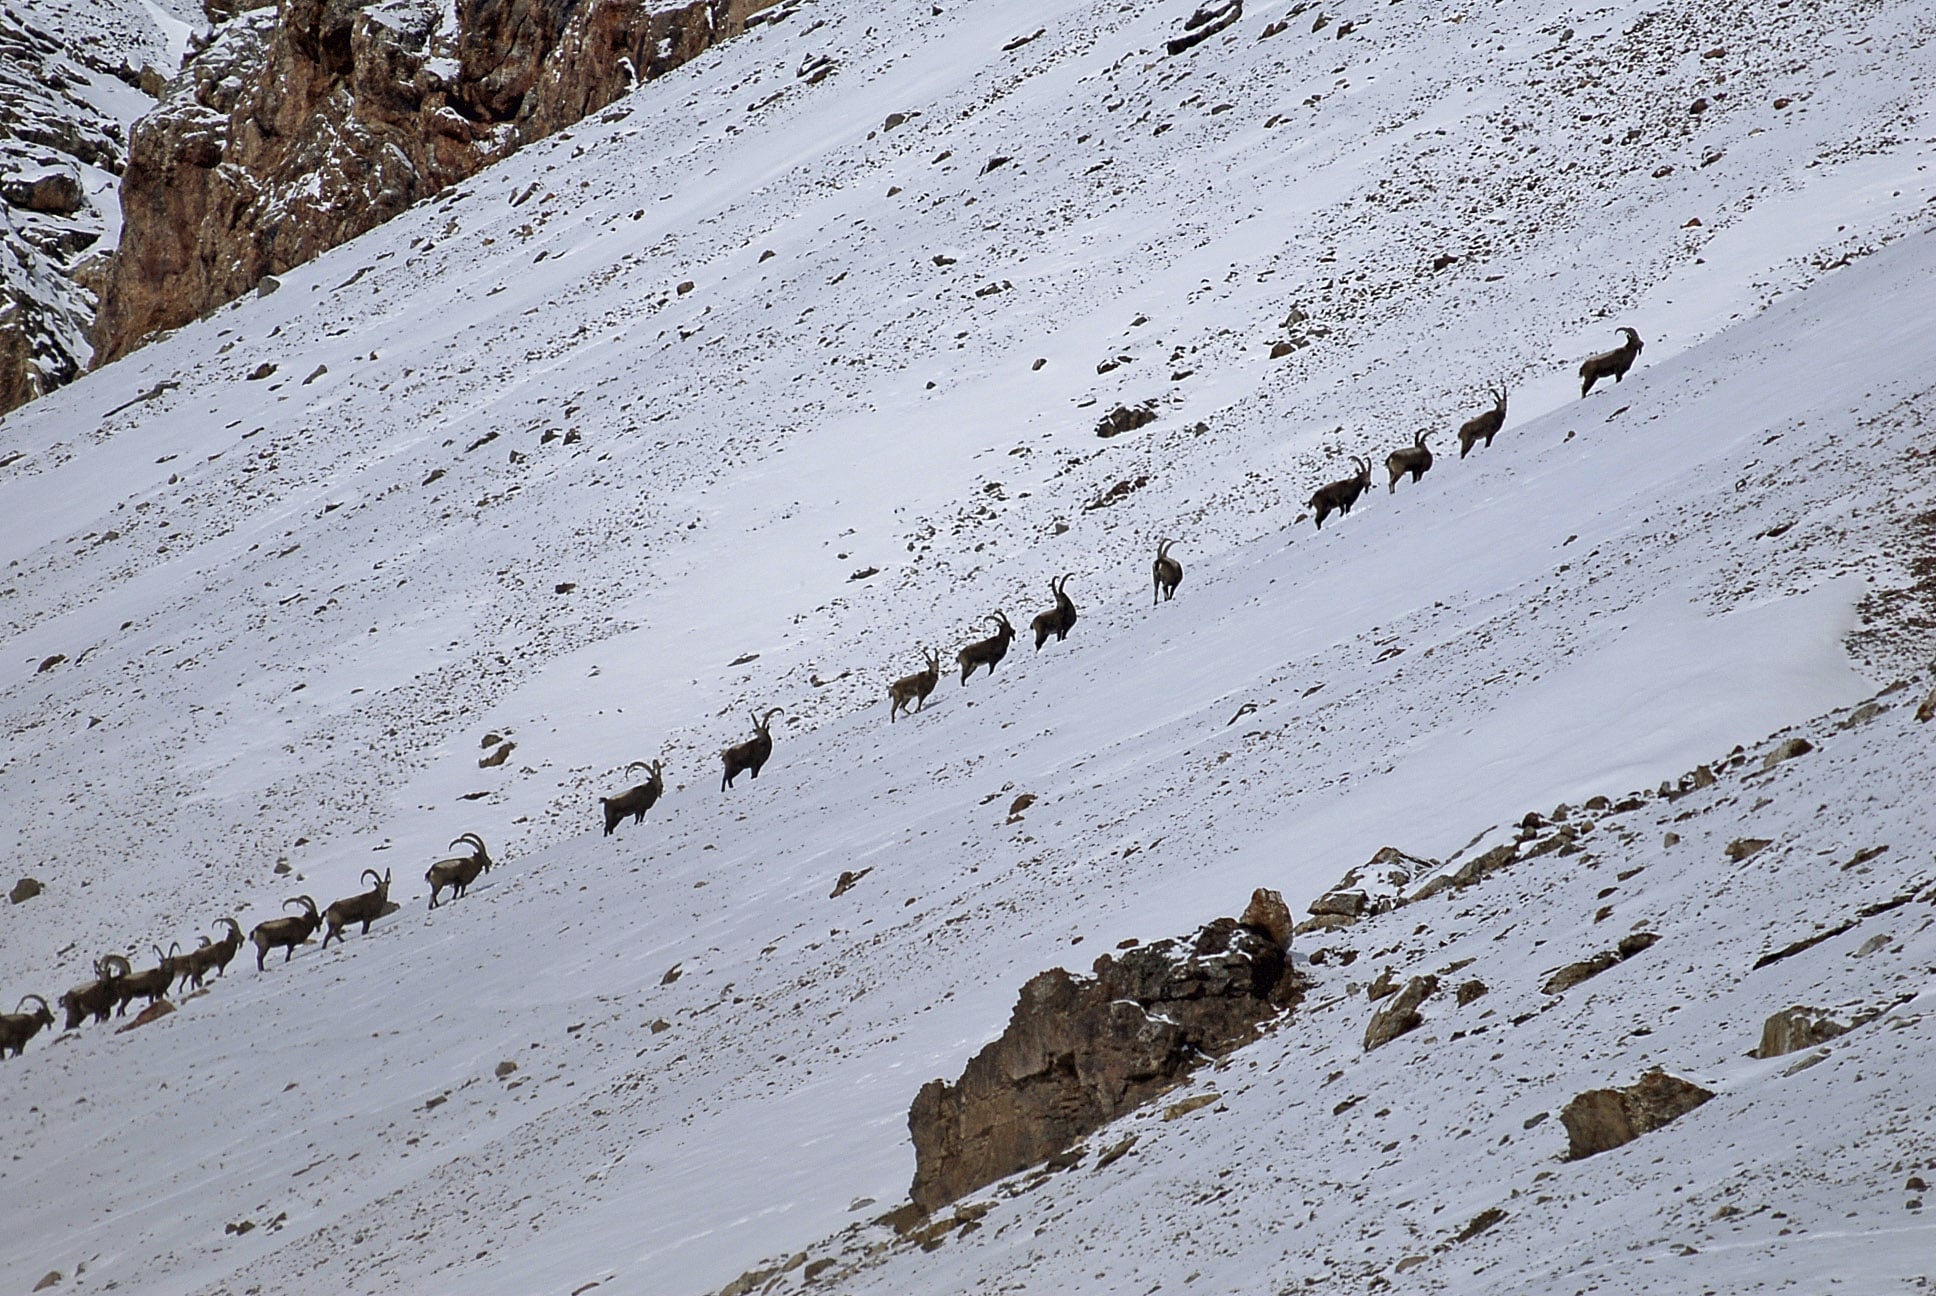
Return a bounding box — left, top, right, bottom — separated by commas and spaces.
362, 868, 384, 889
451, 833, 487, 854
216, 917, 241, 939
99, 954, 131, 979
624, 760, 653, 776
760, 707, 784, 726
18, 993, 48, 1013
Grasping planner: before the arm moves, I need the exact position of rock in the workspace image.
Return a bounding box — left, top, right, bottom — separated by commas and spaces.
1725, 837, 1773, 862
2, 168, 85, 216
495, 1060, 518, 1078
114, 999, 175, 1032
1754, 1006, 1847, 1058
1453, 1206, 1505, 1241
33, 1272, 61, 1291
1916, 684, 1936, 723
96, 0, 767, 365
1307, 889, 1367, 919
10, 877, 43, 904
1541, 952, 1619, 995
256, 275, 281, 297
1363, 974, 1437, 1051
1238, 887, 1292, 950
1560, 1069, 1715, 1159
1269, 339, 1295, 359
1761, 737, 1813, 769
907, 912, 1295, 1211
479, 741, 515, 768
1616, 931, 1660, 958
1093, 402, 1157, 437
1455, 979, 1487, 1005
1365, 967, 1398, 1001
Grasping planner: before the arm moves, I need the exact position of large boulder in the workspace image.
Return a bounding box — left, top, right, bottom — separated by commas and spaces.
1560, 1069, 1714, 1159
1363, 974, 1437, 1051
908, 913, 1297, 1212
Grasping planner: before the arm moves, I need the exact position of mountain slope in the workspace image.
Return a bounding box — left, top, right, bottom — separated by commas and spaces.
1, 0, 1932, 1292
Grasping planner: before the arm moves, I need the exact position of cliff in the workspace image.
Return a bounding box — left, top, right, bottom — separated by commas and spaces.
93, 0, 774, 365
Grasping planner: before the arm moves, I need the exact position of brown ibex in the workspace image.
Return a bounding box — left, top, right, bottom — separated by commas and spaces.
601, 760, 665, 835
888, 650, 942, 722
322, 868, 393, 947
426, 834, 493, 908
1152, 540, 1182, 605
176, 917, 243, 991
957, 613, 1015, 684
1309, 456, 1372, 529
1, 995, 54, 1058
251, 896, 321, 969
114, 946, 179, 1014
60, 956, 128, 1029
721, 708, 782, 790
1579, 327, 1643, 397
1457, 386, 1507, 459
1030, 574, 1078, 650
1386, 431, 1434, 493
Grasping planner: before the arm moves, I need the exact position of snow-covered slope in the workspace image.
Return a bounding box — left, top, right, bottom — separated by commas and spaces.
1, 0, 1932, 1292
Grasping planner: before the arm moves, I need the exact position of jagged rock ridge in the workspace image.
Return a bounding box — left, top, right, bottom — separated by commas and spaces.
907, 907, 1298, 1213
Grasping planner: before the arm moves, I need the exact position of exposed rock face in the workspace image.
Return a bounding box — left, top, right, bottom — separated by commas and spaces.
9, 876, 42, 904
0, 3, 175, 414
1560, 1069, 1715, 1159
96, 0, 772, 364
907, 913, 1297, 1213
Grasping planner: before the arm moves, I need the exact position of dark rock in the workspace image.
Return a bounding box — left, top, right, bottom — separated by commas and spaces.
10, 877, 43, 904
1541, 951, 1620, 995
1094, 402, 1157, 437
1760, 737, 1813, 769
1561, 1069, 1714, 1159
1725, 837, 1773, 862
1455, 979, 1487, 1005
907, 913, 1295, 1211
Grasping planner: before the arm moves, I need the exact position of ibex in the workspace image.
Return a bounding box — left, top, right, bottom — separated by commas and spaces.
1, 995, 54, 1058
251, 896, 321, 969
602, 759, 666, 835
1309, 456, 1372, 529
888, 649, 942, 722
1579, 327, 1643, 397
1386, 431, 1434, 493
322, 868, 393, 947
1030, 574, 1078, 650
721, 708, 782, 790
1457, 386, 1507, 459
60, 956, 128, 1028
175, 917, 243, 991
1152, 540, 1182, 605
114, 946, 180, 1014
426, 833, 493, 908
957, 613, 1015, 684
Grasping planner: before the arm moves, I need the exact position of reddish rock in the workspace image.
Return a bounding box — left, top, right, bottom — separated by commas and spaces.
96, 0, 772, 364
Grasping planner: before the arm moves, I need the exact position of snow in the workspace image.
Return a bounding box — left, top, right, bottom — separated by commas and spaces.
1, 0, 1934, 1292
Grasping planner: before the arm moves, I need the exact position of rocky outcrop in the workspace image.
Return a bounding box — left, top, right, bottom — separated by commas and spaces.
96, 0, 776, 364
1560, 1068, 1714, 1159
906, 910, 1298, 1213
0, 4, 173, 414
1754, 1006, 1848, 1058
